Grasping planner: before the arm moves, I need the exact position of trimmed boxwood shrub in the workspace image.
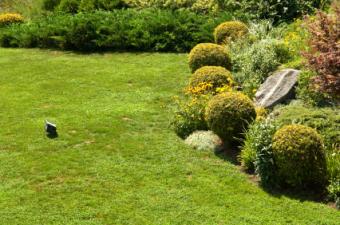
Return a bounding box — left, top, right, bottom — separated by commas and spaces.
214, 21, 248, 45
189, 43, 231, 72
272, 124, 327, 189
189, 66, 233, 95
205, 91, 256, 144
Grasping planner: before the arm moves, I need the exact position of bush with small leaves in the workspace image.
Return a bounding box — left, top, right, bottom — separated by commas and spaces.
272, 124, 327, 189
0, 13, 24, 27
189, 66, 233, 95
205, 91, 256, 144
188, 43, 231, 73
185, 130, 223, 152
214, 21, 248, 45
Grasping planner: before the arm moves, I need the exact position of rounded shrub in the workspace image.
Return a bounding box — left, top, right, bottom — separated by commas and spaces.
189, 66, 233, 95
205, 91, 256, 144
0, 13, 24, 27
185, 131, 223, 152
214, 21, 249, 45
188, 43, 231, 73
272, 124, 327, 189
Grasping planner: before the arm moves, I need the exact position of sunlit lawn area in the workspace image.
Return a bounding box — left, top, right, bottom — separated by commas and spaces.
0, 48, 339, 224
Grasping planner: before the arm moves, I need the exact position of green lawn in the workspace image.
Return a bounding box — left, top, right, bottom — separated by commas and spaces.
0, 48, 339, 224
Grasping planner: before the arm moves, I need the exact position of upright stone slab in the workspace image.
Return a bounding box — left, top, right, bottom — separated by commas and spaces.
255, 69, 300, 108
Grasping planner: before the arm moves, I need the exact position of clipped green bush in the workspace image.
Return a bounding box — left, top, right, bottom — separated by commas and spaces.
272, 124, 327, 189
272, 103, 340, 151
205, 91, 256, 144
189, 66, 233, 95
189, 43, 231, 73
0, 13, 24, 27
214, 21, 248, 45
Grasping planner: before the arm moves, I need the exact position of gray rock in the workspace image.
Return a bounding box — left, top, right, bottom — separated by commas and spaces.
255, 69, 301, 108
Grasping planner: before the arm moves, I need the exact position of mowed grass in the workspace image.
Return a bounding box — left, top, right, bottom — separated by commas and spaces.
0, 48, 339, 225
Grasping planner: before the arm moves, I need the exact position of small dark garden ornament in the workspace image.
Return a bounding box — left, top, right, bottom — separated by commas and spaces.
45, 120, 58, 138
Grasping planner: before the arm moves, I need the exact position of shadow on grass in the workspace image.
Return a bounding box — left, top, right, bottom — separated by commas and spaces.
214, 143, 241, 166
261, 184, 328, 204
215, 143, 331, 205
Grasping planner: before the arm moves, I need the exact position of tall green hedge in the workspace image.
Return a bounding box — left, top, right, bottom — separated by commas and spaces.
0, 9, 233, 52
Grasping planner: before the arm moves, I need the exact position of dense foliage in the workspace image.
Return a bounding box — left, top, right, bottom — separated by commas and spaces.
188, 43, 231, 72
0, 13, 24, 27
241, 120, 279, 186
43, 0, 126, 12
214, 21, 248, 45
189, 66, 233, 95
303, 6, 340, 99
205, 92, 256, 144
0, 9, 234, 52
184, 130, 223, 151
171, 95, 209, 139
272, 124, 327, 189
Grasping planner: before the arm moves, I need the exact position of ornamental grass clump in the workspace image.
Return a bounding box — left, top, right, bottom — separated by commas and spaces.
272, 124, 327, 189
205, 91, 256, 145
214, 21, 249, 45
188, 66, 233, 95
188, 43, 231, 73
0, 13, 24, 27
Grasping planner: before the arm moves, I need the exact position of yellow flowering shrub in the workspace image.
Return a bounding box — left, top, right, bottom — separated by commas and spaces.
171, 94, 210, 138
255, 106, 268, 121
188, 66, 233, 95
0, 13, 24, 27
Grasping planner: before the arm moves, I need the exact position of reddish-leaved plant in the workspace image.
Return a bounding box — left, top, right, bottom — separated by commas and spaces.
303, 5, 340, 98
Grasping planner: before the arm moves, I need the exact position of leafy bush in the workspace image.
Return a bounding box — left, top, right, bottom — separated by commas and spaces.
226, 0, 331, 23
303, 6, 340, 99
241, 120, 278, 185
255, 106, 268, 121
188, 66, 233, 95
185, 130, 223, 151
0, 9, 234, 52
171, 95, 209, 139
188, 43, 231, 73
328, 178, 340, 209
43, 0, 125, 12
214, 21, 248, 45
42, 0, 61, 10
0, 13, 24, 27
231, 38, 291, 97
58, 0, 80, 13
205, 91, 256, 144
125, 0, 220, 14
272, 124, 327, 189
296, 70, 333, 106
272, 104, 340, 151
